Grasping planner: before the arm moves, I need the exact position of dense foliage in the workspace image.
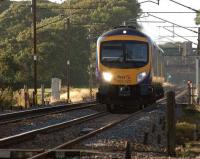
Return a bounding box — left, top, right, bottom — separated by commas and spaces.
0, 0, 141, 89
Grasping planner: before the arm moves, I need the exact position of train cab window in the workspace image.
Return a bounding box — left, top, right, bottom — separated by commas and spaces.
100, 41, 149, 68
101, 42, 123, 62
126, 42, 148, 62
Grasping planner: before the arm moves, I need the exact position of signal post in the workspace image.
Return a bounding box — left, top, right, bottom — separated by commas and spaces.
196, 28, 200, 103
32, 0, 37, 105
64, 18, 71, 103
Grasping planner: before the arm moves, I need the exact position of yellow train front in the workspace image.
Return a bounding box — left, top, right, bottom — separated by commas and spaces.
96, 26, 165, 112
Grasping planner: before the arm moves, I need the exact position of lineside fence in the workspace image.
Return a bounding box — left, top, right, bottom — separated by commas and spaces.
0, 84, 51, 112
0, 84, 96, 112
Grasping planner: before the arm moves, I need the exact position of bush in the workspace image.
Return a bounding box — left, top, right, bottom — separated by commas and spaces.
0, 87, 15, 107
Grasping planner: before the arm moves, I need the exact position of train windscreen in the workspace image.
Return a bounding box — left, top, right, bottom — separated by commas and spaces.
101, 42, 123, 62
125, 42, 148, 62
100, 41, 148, 67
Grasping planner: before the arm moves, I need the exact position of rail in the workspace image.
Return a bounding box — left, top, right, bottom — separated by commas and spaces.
0, 101, 96, 125
0, 111, 107, 148
28, 105, 160, 159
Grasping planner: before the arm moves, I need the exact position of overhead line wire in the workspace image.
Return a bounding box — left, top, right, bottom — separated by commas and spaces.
148, 13, 198, 34
168, 0, 200, 13
142, 12, 196, 14
162, 27, 198, 45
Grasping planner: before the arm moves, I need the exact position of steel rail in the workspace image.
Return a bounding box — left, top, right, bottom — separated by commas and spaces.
0, 101, 96, 125
0, 111, 108, 148
28, 106, 156, 159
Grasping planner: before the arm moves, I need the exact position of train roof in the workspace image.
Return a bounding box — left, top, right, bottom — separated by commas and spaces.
101, 26, 150, 39
98, 26, 165, 55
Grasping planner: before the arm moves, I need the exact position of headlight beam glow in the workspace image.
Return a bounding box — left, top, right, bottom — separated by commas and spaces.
137, 72, 147, 83
102, 72, 113, 82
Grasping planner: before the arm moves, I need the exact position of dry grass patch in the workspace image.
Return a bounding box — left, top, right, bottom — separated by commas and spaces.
60, 88, 97, 103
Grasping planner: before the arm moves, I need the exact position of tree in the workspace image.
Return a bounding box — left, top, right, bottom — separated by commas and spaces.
0, 0, 141, 88
196, 12, 200, 25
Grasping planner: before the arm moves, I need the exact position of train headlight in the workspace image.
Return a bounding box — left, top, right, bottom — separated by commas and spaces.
137, 72, 147, 83
102, 72, 113, 82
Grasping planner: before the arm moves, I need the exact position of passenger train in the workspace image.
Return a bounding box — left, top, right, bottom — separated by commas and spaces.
96, 26, 165, 112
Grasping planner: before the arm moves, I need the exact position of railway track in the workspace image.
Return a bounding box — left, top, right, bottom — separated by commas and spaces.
27, 88, 188, 159
0, 101, 96, 125
0, 111, 108, 148
0, 88, 187, 158
28, 104, 162, 159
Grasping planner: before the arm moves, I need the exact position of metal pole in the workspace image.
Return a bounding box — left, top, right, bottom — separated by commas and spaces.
67, 60, 70, 102
198, 27, 200, 54
191, 82, 193, 105
196, 28, 200, 103
41, 84, 45, 106
67, 18, 70, 103
32, 0, 37, 105
89, 64, 93, 100
188, 81, 192, 104
64, 0, 71, 103
88, 30, 93, 100
196, 58, 199, 103
24, 85, 27, 109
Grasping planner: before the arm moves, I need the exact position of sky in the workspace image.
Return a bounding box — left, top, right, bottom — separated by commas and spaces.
138, 0, 200, 47
13, 0, 200, 46
47, 0, 200, 46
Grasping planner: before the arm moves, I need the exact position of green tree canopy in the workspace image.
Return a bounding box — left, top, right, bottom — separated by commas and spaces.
0, 0, 141, 89
195, 10, 200, 25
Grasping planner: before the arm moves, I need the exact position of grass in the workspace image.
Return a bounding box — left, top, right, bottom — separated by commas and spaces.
14, 87, 98, 107
29, 87, 97, 104
176, 122, 196, 144
60, 87, 97, 103
176, 104, 200, 157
